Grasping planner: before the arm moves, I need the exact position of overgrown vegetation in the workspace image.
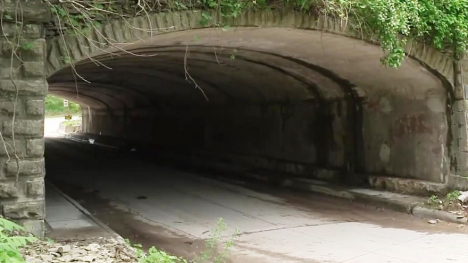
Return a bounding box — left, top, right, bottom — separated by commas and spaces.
240, 0, 468, 67
61, 119, 82, 127
200, 0, 468, 67
426, 190, 463, 211
0, 217, 238, 263
131, 243, 187, 263
42, 0, 468, 69
195, 218, 239, 263
45, 95, 81, 116
127, 218, 238, 263
0, 218, 36, 263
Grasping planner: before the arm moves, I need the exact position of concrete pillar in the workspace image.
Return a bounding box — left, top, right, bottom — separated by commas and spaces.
449, 53, 468, 190
0, 1, 50, 237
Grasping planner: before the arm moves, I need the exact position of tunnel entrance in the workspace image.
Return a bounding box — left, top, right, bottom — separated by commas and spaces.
44, 95, 82, 138
47, 27, 450, 185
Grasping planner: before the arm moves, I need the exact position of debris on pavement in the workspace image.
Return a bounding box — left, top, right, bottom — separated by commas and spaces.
458, 191, 468, 203
21, 237, 138, 263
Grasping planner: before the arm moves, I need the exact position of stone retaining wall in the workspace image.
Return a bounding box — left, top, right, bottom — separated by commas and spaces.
0, 0, 50, 237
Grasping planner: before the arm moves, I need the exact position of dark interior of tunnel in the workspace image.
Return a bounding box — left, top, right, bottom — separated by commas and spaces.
46, 27, 450, 185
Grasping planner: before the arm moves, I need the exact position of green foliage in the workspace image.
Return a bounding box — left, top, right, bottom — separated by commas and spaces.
124, 218, 238, 263
45, 95, 81, 116
284, 0, 468, 67
446, 190, 461, 202
201, 0, 246, 18
139, 247, 186, 263
201, 12, 213, 26
171, 1, 189, 10
62, 119, 82, 127
195, 218, 239, 263
427, 195, 440, 206
40, 0, 468, 68
60, 56, 71, 64
19, 42, 34, 51
0, 218, 37, 263
125, 239, 186, 263
426, 191, 462, 211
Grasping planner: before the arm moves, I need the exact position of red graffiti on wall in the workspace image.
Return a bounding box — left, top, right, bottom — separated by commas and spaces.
393, 114, 432, 138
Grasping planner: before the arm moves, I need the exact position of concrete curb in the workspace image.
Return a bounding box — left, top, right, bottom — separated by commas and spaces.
253, 175, 468, 225
46, 182, 125, 243
412, 206, 468, 224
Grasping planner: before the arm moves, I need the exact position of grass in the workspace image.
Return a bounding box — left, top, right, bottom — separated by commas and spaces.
0, 218, 37, 263
61, 119, 82, 127
425, 191, 462, 211
128, 218, 238, 263
45, 95, 81, 117
0, 213, 238, 263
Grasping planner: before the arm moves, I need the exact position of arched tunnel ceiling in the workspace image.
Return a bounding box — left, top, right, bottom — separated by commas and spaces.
48, 27, 447, 109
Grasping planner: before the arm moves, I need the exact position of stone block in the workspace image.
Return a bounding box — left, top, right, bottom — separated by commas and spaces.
0, 22, 17, 38
1, 1, 51, 23
23, 62, 44, 78
368, 176, 447, 195
0, 23, 42, 39
26, 180, 44, 196
0, 139, 25, 156
0, 182, 19, 199
457, 137, 468, 152
452, 111, 467, 125
453, 124, 468, 141
26, 139, 43, 156
23, 25, 43, 39
0, 67, 19, 80
454, 151, 468, 173
30, 39, 46, 58
21, 219, 44, 238
453, 100, 466, 112
3, 120, 43, 136
25, 100, 44, 115
0, 100, 19, 115
447, 174, 468, 190
3, 201, 44, 220
0, 80, 47, 95
5, 159, 44, 177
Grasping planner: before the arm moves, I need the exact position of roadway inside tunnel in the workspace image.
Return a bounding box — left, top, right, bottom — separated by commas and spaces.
47, 27, 450, 184
44, 137, 468, 263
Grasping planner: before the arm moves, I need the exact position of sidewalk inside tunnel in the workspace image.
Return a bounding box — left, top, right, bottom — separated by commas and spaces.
44, 137, 468, 263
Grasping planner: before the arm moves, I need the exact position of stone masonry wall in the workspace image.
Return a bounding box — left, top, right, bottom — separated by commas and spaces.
449, 57, 468, 190
0, 1, 50, 237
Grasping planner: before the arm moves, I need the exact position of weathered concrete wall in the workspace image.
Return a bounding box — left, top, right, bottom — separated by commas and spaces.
82, 99, 350, 180
83, 101, 449, 184
358, 82, 449, 183
80, 76, 449, 184
0, 1, 49, 237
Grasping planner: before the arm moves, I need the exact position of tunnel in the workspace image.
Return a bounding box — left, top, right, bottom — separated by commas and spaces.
46, 27, 450, 185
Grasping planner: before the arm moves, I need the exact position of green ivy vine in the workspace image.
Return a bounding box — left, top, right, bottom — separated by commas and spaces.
199, 0, 468, 67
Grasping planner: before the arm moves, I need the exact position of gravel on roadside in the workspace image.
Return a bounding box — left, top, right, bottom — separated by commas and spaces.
21, 237, 138, 263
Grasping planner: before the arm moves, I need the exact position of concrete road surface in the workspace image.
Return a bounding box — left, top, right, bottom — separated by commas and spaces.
44, 116, 81, 138
45, 138, 468, 263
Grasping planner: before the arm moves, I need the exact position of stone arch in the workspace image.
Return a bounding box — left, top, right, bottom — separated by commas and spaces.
45, 10, 454, 82
45, 10, 460, 188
